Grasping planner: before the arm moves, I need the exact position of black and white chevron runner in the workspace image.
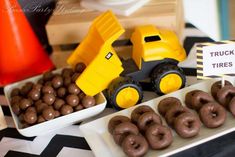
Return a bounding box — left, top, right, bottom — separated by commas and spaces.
2, 23, 235, 157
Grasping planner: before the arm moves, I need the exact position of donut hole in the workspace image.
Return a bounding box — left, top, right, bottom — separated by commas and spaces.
146, 119, 154, 126
131, 142, 140, 149
211, 111, 218, 118
157, 133, 164, 140
129, 139, 142, 150
186, 120, 194, 128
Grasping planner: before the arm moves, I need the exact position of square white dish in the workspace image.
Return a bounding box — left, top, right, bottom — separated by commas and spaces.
80, 76, 235, 157
4, 69, 107, 137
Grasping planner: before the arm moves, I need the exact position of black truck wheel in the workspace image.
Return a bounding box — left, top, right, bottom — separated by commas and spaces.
107, 77, 143, 110
151, 63, 186, 95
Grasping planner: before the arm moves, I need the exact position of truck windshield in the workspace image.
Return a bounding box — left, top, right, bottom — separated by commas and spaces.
144, 35, 161, 42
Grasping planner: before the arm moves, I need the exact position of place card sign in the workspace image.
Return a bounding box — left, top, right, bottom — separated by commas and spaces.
196, 41, 235, 79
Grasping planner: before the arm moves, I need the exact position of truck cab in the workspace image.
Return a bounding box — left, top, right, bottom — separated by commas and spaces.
131, 25, 186, 70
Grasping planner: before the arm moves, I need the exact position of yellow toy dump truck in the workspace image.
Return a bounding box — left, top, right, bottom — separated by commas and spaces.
67, 11, 186, 109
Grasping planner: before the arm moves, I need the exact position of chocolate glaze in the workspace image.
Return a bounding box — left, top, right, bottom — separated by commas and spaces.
53, 98, 65, 110
165, 105, 188, 126
82, 96, 95, 108
54, 110, 61, 118
158, 97, 181, 116
33, 84, 43, 92
229, 97, 235, 117
74, 104, 84, 111
191, 91, 214, 110
75, 62, 86, 73
68, 83, 80, 94
71, 73, 80, 82
11, 96, 22, 105
63, 76, 72, 87
37, 78, 44, 84
52, 75, 63, 89
12, 103, 21, 115
43, 93, 56, 105
20, 82, 33, 96
131, 105, 154, 124
26, 106, 37, 113
19, 99, 32, 110
217, 86, 235, 108
62, 68, 73, 78
35, 102, 48, 113
174, 112, 201, 138
57, 87, 67, 98
60, 105, 73, 115
145, 124, 173, 149
113, 122, 139, 145
42, 85, 55, 94
66, 94, 79, 107
137, 112, 162, 132
42, 107, 55, 120
24, 111, 37, 124
199, 102, 226, 128
28, 89, 41, 101
211, 80, 232, 99
11, 88, 20, 97
37, 115, 46, 123
185, 90, 202, 109
108, 116, 131, 134
43, 71, 54, 81
122, 134, 148, 157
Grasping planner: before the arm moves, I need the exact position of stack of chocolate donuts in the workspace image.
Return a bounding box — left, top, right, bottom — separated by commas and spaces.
108, 115, 149, 157
131, 106, 173, 150
185, 89, 226, 128
158, 97, 201, 138
108, 105, 173, 157
211, 80, 235, 117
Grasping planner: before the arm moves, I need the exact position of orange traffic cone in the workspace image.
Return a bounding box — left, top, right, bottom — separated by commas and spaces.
0, 0, 54, 86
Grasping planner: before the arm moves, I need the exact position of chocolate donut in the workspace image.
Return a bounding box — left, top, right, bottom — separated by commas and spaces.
185, 90, 202, 109
145, 124, 173, 150
137, 112, 162, 132
228, 97, 235, 117
199, 102, 226, 128
113, 122, 139, 145
122, 134, 149, 157
165, 105, 188, 126
211, 80, 232, 99
174, 112, 200, 138
158, 97, 181, 116
191, 91, 214, 110
131, 105, 154, 123
108, 115, 131, 134
216, 86, 235, 108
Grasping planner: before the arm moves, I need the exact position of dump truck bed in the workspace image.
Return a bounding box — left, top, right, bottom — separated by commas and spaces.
67, 11, 125, 96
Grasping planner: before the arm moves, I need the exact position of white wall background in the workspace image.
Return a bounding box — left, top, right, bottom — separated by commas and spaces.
183, 0, 221, 41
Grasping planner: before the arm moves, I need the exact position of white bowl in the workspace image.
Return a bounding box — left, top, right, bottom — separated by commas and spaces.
4, 69, 107, 137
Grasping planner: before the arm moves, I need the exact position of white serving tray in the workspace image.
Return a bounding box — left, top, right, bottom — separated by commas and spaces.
4, 69, 107, 137
80, 76, 235, 157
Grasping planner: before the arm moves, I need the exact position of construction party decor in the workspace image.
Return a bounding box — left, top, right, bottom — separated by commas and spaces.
0, 0, 54, 86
